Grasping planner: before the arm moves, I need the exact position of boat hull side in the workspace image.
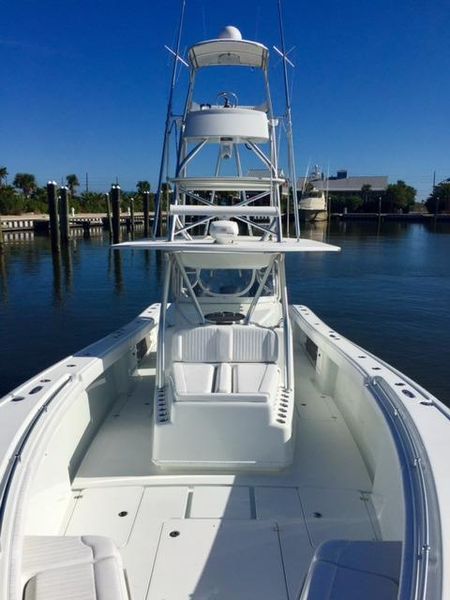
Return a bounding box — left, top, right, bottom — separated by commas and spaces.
0, 304, 160, 600
290, 304, 447, 600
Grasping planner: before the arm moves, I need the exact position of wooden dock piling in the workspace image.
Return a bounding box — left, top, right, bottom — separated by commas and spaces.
143, 191, 150, 237
47, 181, 61, 253
105, 193, 113, 242
130, 197, 135, 239
59, 186, 70, 244
0, 218, 4, 252
111, 185, 122, 244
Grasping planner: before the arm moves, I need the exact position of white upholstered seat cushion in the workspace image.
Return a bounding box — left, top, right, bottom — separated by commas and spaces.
232, 326, 278, 362
234, 363, 279, 400
22, 536, 128, 600
172, 325, 279, 363
216, 363, 232, 393
172, 326, 232, 363
300, 539, 401, 600
172, 363, 215, 400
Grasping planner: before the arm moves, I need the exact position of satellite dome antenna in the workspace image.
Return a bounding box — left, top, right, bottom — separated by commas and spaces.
218, 25, 242, 40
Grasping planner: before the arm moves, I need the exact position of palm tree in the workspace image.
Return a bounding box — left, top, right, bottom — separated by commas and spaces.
66, 174, 80, 196
136, 180, 151, 194
0, 166, 8, 186
13, 173, 36, 197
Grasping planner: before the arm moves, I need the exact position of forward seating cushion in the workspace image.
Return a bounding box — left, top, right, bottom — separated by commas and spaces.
22, 536, 128, 600
172, 363, 215, 396
300, 539, 402, 600
171, 325, 281, 402
172, 362, 279, 402
234, 364, 279, 399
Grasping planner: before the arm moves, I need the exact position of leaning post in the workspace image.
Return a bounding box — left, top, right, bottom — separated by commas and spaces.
111, 184, 121, 244
59, 186, 70, 244
143, 191, 150, 237
47, 181, 60, 253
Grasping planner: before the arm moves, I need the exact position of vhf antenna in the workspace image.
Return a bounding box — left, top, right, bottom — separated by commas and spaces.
152, 0, 187, 238
276, 0, 300, 239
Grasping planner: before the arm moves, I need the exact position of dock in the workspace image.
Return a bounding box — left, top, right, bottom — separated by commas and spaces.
1, 211, 449, 243
0, 213, 156, 241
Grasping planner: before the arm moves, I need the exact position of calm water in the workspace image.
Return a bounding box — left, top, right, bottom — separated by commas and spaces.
1, 221, 449, 405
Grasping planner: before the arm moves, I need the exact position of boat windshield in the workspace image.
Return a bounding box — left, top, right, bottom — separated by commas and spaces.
184, 268, 275, 298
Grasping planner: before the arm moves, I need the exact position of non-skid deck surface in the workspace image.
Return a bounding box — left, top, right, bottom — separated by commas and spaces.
65, 484, 377, 600
69, 350, 377, 599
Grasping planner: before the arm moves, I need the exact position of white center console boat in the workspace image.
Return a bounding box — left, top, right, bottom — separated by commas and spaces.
0, 21, 449, 600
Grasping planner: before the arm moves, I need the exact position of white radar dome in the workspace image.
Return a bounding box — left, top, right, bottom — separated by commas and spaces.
218, 26, 242, 41
210, 220, 239, 244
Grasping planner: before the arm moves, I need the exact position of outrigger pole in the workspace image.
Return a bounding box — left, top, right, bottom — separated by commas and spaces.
152, 0, 187, 238
277, 0, 301, 239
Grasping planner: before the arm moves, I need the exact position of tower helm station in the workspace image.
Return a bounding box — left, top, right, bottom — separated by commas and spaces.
184, 26, 271, 143
157, 24, 289, 247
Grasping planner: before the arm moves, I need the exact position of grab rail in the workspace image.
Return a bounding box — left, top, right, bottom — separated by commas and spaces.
369, 378, 439, 600
0, 375, 72, 534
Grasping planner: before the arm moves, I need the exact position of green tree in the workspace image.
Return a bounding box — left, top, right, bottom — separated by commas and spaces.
66, 174, 80, 196
13, 173, 36, 197
0, 166, 8, 186
77, 192, 105, 213
345, 195, 364, 212
0, 186, 24, 215
136, 180, 151, 194
328, 194, 363, 213
384, 180, 416, 213
27, 187, 49, 213
425, 181, 450, 214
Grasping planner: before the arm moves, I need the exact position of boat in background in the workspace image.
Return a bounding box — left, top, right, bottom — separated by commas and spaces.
0, 14, 449, 600
299, 187, 328, 221
299, 165, 328, 222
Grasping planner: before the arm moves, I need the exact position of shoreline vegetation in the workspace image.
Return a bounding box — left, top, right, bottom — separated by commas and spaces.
0, 171, 156, 216
0, 168, 449, 217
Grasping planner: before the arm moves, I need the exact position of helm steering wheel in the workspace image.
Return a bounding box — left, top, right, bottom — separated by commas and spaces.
216, 91, 238, 108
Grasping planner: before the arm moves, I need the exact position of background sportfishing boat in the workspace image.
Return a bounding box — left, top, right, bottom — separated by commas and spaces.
298, 187, 327, 222
299, 166, 328, 222
0, 13, 450, 600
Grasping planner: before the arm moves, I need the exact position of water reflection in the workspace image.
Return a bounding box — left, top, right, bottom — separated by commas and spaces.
110, 249, 124, 295
51, 246, 74, 305
301, 221, 329, 243
325, 218, 425, 241
0, 251, 7, 303
61, 245, 73, 290
51, 251, 63, 305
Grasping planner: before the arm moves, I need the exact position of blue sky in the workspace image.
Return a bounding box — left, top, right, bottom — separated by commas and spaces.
1, 0, 449, 199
